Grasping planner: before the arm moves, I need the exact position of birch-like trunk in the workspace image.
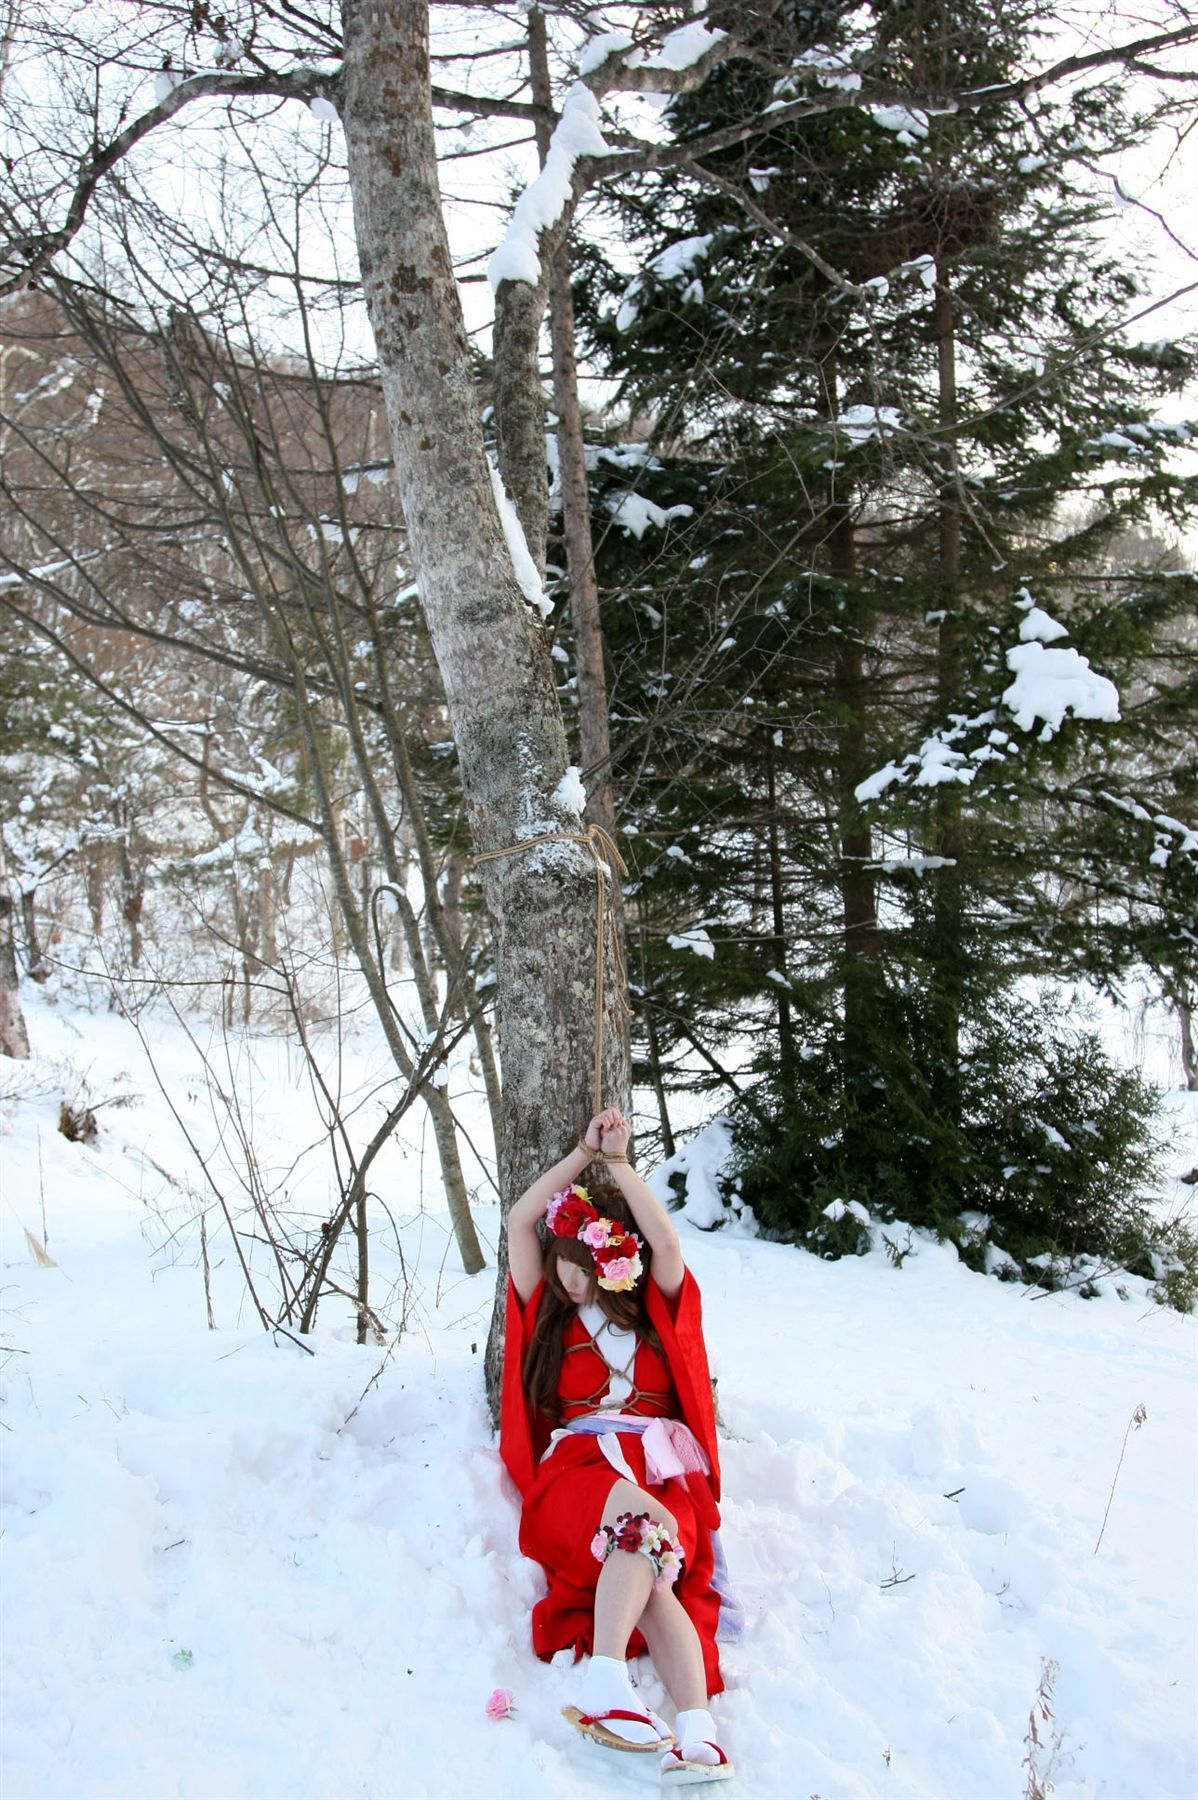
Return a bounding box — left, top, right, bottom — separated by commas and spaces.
341, 1, 630, 1404
0, 838, 30, 1058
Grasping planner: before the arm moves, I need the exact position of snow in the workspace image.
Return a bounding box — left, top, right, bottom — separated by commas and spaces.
639, 22, 726, 72
1017, 607, 1069, 644
788, 49, 864, 94
488, 459, 553, 619
308, 96, 339, 123
871, 855, 957, 874
576, 21, 725, 81
578, 30, 635, 78
615, 235, 714, 332
856, 608, 1121, 798
1002, 642, 1121, 735
855, 759, 904, 802
870, 105, 930, 142
2, 988, 1195, 1800
608, 493, 694, 539
834, 404, 904, 445
488, 85, 610, 291
552, 765, 586, 817
667, 926, 715, 959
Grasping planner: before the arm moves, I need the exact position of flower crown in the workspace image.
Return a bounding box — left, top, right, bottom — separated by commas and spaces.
545, 1185, 644, 1293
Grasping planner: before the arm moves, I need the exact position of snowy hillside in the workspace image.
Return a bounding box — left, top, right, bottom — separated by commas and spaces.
1, 988, 1195, 1800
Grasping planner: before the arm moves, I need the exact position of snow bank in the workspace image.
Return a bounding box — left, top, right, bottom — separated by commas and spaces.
2, 989, 1194, 1799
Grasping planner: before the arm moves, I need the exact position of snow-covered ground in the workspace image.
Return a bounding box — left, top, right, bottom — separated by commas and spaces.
1, 984, 1195, 1800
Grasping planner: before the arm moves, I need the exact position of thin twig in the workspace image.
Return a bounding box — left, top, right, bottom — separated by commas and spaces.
1094, 1404, 1147, 1554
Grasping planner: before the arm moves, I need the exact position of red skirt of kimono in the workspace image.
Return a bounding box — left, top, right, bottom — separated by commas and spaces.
515, 1310, 724, 1696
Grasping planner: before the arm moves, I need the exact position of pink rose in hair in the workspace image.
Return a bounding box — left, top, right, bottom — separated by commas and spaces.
599, 1256, 634, 1287
580, 1219, 610, 1250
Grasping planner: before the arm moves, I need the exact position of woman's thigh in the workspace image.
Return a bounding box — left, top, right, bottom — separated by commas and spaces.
600, 1476, 679, 1541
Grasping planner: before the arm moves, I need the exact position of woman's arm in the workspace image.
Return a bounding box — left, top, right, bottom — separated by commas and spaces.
505, 1122, 602, 1302
596, 1107, 685, 1301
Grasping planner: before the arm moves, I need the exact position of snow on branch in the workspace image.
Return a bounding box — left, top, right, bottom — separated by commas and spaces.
488, 14, 732, 292
854, 593, 1120, 805
488, 459, 553, 618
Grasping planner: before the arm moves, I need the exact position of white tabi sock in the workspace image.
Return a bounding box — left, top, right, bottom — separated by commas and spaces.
578, 1653, 663, 1745
673, 1707, 721, 1763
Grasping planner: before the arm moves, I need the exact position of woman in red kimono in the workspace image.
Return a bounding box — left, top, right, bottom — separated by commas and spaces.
500, 1105, 734, 1787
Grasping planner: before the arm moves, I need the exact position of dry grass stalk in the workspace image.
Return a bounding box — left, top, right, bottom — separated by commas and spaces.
1094, 1403, 1148, 1554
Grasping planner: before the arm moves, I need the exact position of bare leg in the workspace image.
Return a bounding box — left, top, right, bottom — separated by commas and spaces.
576, 1478, 680, 1747
637, 1584, 708, 1712
593, 1478, 675, 1657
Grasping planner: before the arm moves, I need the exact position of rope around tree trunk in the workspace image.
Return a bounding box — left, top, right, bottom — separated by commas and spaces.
470, 821, 631, 1115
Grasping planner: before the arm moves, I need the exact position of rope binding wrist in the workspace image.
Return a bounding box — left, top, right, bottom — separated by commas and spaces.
577, 1138, 629, 1165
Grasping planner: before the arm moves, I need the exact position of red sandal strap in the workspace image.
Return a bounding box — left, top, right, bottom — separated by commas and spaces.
666, 1742, 728, 1766
579, 1709, 659, 1728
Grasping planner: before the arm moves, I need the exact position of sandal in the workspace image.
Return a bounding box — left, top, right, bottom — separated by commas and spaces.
562, 1705, 675, 1753
661, 1741, 734, 1785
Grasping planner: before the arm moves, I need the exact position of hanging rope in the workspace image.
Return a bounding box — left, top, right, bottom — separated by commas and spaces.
470, 820, 631, 1114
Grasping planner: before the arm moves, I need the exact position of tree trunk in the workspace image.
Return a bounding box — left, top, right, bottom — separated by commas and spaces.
0, 840, 30, 1058
930, 259, 965, 1197
764, 737, 796, 1087
822, 349, 879, 1134
118, 844, 145, 968
529, 9, 618, 835
86, 843, 106, 935
21, 888, 48, 983
1170, 980, 1198, 1091
258, 860, 278, 969
340, 1, 630, 1411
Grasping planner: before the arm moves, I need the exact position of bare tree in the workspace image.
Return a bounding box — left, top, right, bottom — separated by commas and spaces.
2, 0, 1193, 1392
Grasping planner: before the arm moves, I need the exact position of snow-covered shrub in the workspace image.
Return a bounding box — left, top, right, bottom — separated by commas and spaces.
725, 989, 1181, 1302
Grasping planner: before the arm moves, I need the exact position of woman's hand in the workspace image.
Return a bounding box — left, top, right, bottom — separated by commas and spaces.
591, 1104, 684, 1299
583, 1112, 607, 1152
598, 1108, 631, 1157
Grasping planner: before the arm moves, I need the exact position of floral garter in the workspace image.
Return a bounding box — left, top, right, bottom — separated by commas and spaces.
546, 1185, 644, 1293
591, 1511, 684, 1589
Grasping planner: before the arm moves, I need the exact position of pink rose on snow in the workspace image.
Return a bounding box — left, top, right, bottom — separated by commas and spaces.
485, 1688, 515, 1721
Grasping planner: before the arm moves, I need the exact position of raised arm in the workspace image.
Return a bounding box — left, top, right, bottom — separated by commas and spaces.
593, 1107, 685, 1301
505, 1121, 603, 1303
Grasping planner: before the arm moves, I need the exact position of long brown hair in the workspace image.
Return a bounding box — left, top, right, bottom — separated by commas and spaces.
522, 1172, 660, 1418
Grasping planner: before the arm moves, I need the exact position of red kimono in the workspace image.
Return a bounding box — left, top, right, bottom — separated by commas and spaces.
500, 1268, 724, 1696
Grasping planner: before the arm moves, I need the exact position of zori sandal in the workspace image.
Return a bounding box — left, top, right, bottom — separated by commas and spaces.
661, 1741, 734, 1785
562, 1705, 675, 1752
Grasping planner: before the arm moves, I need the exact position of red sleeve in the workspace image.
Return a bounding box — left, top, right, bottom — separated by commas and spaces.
499, 1276, 546, 1495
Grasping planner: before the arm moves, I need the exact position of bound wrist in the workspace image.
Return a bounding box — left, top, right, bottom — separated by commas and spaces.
577, 1136, 601, 1160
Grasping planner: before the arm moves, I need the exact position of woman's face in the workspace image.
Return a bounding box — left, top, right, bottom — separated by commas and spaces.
553, 1250, 593, 1304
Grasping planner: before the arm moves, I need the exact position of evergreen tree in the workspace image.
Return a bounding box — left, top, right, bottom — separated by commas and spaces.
571, 0, 1197, 1273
